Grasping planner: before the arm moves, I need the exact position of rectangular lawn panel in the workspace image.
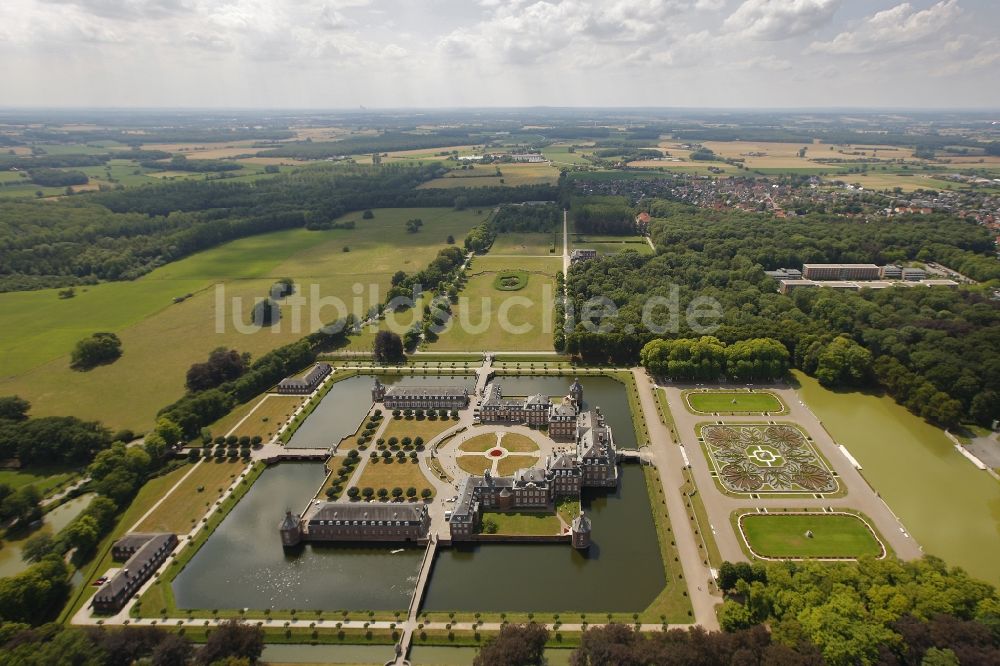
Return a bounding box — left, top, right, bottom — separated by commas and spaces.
739, 513, 884, 559
685, 390, 785, 415
135, 460, 247, 534
482, 512, 562, 536
429, 255, 561, 352
380, 415, 457, 445
355, 459, 435, 497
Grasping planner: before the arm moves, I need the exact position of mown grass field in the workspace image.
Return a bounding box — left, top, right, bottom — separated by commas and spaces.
685, 391, 785, 414
380, 415, 458, 444
0, 208, 490, 431
570, 234, 653, 256
135, 460, 247, 534
428, 255, 561, 352
739, 513, 884, 559
354, 458, 435, 496
223, 395, 304, 440
0, 467, 76, 494
490, 232, 561, 255
496, 454, 539, 476
457, 432, 500, 453
481, 511, 561, 536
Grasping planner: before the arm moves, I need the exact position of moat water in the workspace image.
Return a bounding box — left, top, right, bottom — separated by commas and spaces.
287, 373, 475, 449
421, 464, 664, 613
494, 374, 639, 449
172, 463, 422, 611
286, 372, 638, 450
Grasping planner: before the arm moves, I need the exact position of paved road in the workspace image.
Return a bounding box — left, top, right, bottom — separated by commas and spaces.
632, 369, 721, 630
562, 209, 570, 276
661, 383, 923, 564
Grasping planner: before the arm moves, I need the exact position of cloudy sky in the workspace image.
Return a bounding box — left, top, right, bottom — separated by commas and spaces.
1, 0, 997, 108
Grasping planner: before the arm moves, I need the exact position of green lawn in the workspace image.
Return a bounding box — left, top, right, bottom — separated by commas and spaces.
59, 464, 193, 621
481, 511, 561, 536
739, 513, 884, 559
570, 234, 653, 256
0, 467, 76, 495
135, 460, 247, 534
685, 390, 785, 414
428, 255, 561, 352
489, 233, 561, 255
0, 208, 489, 431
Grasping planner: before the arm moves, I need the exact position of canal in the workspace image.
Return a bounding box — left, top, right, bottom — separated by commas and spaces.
421, 465, 663, 613
287, 373, 475, 449
172, 463, 423, 611
795, 372, 1000, 585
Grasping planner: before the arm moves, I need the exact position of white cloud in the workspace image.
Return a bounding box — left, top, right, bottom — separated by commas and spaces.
724, 0, 840, 40
809, 0, 960, 54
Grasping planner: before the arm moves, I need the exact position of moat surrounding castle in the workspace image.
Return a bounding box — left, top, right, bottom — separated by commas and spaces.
280, 377, 620, 550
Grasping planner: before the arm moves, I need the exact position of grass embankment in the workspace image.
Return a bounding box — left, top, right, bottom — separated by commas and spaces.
680, 469, 723, 571
135, 461, 247, 534
209, 395, 305, 440
654, 388, 679, 444
59, 464, 193, 622
610, 371, 650, 448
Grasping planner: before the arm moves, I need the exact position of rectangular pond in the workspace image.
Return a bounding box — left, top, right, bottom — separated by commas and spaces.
421, 465, 664, 613
495, 374, 638, 449
287, 373, 475, 449
172, 463, 423, 611
796, 372, 1000, 585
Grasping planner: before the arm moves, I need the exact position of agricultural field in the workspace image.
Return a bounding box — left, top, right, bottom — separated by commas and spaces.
684, 390, 785, 415
737, 512, 885, 560
541, 143, 594, 165
354, 458, 435, 497
489, 232, 561, 255
417, 163, 559, 188
428, 255, 561, 352
0, 208, 490, 431
135, 460, 247, 534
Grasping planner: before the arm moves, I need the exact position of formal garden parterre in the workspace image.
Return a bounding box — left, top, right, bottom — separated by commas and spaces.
698, 423, 839, 495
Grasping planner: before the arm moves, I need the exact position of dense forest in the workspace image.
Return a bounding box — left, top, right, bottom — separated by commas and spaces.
572, 195, 639, 235
492, 203, 560, 233
0, 163, 557, 291
565, 202, 1000, 426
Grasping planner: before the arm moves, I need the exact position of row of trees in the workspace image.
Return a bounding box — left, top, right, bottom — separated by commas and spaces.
639, 336, 790, 382
0, 619, 263, 665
